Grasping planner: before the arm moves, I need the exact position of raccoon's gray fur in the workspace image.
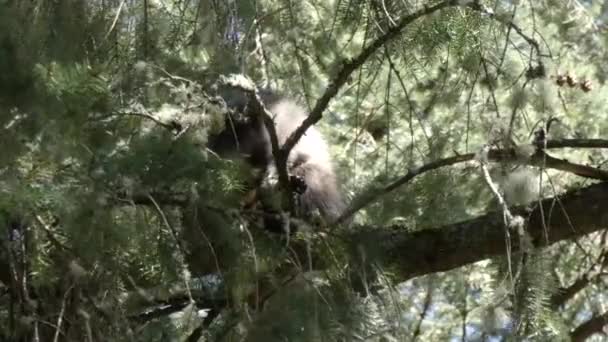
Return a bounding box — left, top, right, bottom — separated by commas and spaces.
209, 89, 347, 227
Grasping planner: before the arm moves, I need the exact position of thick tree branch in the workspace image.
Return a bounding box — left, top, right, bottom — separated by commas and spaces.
570, 310, 608, 342
108, 146, 608, 284
350, 181, 608, 281
535, 151, 608, 179
544, 139, 608, 149
101, 181, 608, 328
136, 181, 608, 324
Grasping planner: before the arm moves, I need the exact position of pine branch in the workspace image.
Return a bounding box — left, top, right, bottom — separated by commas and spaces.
349, 181, 608, 281
466, 1, 545, 58
102, 111, 182, 132
4, 175, 608, 333
138, 180, 608, 325
128, 293, 225, 323
282, 0, 546, 169
281, 0, 462, 173
337, 146, 608, 224
544, 139, 608, 149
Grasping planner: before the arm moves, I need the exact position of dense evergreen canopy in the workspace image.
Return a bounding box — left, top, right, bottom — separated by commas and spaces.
2, 0, 608, 341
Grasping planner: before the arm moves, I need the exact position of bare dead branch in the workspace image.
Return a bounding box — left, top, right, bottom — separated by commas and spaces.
52, 285, 73, 342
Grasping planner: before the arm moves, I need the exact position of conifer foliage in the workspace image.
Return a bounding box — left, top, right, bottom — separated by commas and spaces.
1, 0, 608, 341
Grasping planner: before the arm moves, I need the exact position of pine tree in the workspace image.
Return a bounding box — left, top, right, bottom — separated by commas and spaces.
1, 0, 608, 341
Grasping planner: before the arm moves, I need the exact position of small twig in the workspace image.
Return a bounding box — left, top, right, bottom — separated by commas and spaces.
467, 1, 547, 58
481, 58, 501, 118
336, 153, 471, 224
239, 218, 260, 312
108, 111, 180, 131
53, 285, 73, 342
478, 147, 515, 224
551, 250, 608, 308
146, 193, 188, 259
103, 0, 127, 41
478, 147, 518, 292
411, 284, 433, 341
238, 6, 286, 76
34, 215, 72, 253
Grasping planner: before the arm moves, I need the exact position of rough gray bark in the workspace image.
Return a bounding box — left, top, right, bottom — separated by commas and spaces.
350, 182, 608, 281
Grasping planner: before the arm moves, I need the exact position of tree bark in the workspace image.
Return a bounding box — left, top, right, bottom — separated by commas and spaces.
350, 182, 608, 281
570, 311, 608, 342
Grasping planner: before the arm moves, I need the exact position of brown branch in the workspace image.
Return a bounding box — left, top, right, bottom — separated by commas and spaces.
108, 139, 608, 230
550, 274, 591, 308
114, 191, 188, 207
280, 0, 546, 169
238, 182, 608, 307
350, 181, 608, 281
570, 311, 608, 342
531, 151, 608, 179
281, 0, 461, 171
544, 139, 608, 149
1, 179, 602, 339
336, 153, 472, 223
336, 147, 608, 224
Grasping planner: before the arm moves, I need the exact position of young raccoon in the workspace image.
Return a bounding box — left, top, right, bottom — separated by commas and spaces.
209, 88, 347, 229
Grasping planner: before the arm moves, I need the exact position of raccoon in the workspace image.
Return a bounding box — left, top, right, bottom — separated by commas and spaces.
209, 88, 347, 229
